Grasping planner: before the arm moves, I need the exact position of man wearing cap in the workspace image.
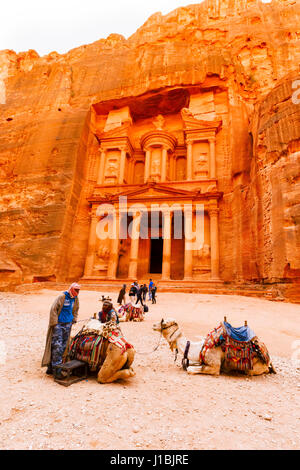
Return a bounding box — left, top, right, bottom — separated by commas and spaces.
41, 282, 80, 379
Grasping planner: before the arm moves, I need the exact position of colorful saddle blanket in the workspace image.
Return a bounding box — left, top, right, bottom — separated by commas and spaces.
118, 303, 144, 322
68, 320, 133, 371
199, 322, 270, 371
69, 334, 108, 371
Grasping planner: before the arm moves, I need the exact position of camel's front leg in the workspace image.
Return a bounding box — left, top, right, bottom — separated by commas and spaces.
123, 348, 135, 369
187, 347, 222, 376
187, 364, 220, 375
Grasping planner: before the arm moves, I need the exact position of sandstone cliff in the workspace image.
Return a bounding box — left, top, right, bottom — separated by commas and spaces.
0, 0, 299, 299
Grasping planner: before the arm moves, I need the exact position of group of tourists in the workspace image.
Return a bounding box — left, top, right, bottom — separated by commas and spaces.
42, 283, 120, 380
118, 279, 157, 306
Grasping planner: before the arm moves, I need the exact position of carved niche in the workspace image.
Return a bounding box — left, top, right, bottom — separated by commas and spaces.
94, 242, 110, 272
104, 156, 119, 184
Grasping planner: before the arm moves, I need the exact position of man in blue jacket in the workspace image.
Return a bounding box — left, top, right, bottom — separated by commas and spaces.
148, 279, 154, 301
42, 283, 80, 379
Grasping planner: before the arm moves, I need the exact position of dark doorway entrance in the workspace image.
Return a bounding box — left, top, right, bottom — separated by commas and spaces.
150, 238, 163, 273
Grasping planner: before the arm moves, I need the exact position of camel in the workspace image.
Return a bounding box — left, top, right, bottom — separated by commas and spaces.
153, 318, 275, 376
118, 303, 144, 322
68, 319, 135, 383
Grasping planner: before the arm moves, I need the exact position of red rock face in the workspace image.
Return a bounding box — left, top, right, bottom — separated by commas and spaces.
0, 0, 299, 299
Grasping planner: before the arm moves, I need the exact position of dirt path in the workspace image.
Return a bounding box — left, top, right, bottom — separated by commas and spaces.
0, 289, 299, 450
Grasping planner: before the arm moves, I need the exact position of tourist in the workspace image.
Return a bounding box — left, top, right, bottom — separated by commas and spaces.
117, 284, 126, 305
151, 284, 157, 304
41, 282, 80, 379
142, 283, 148, 302
129, 282, 138, 303
148, 278, 154, 301
135, 284, 144, 306
98, 300, 119, 324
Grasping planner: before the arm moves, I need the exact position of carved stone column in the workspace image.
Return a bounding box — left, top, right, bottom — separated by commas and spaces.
119, 147, 127, 185
184, 206, 193, 280
186, 140, 193, 181
107, 210, 120, 279
161, 210, 172, 280
84, 210, 98, 277
209, 138, 216, 179
144, 149, 151, 183
209, 207, 220, 280
161, 147, 168, 182
128, 212, 141, 279
97, 148, 106, 185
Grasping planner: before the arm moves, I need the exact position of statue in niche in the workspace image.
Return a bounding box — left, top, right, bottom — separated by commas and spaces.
196, 153, 207, 166
153, 114, 166, 131
195, 244, 211, 266
195, 153, 208, 177
94, 244, 110, 271
105, 158, 118, 182
151, 157, 160, 174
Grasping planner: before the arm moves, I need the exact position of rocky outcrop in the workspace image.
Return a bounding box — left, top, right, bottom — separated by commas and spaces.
0, 0, 299, 300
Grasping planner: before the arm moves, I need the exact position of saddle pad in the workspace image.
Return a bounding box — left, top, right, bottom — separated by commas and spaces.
251, 338, 270, 365
69, 334, 108, 371
199, 323, 224, 364
224, 336, 253, 371
81, 318, 104, 336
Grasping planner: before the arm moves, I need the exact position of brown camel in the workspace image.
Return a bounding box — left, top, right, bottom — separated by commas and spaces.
153, 318, 276, 376
96, 343, 135, 383
69, 319, 135, 383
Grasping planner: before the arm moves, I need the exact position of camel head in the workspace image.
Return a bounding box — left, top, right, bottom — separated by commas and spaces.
153, 318, 181, 351
153, 318, 178, 332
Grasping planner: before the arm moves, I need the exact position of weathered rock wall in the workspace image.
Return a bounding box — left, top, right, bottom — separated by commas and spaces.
0, 0, 299, 295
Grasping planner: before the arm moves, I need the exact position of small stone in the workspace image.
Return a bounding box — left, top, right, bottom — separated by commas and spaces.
263, 414, 272, 421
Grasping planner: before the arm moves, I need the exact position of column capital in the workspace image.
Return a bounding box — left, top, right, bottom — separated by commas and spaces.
209, 207, 219, 217
90, 206, 99, 218
208, 137, 216, 143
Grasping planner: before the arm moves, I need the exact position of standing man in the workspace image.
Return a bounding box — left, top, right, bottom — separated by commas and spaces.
151, 284, 157, 304
117, 284, 126, 306
41, 282, 80, 379
136, 284, 144, 306
148, 278, 154, 301
142, 284, 148, 302
129, 282, 137, 303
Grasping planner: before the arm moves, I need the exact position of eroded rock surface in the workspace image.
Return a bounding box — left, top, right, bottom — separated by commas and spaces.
0, 0, 299, 299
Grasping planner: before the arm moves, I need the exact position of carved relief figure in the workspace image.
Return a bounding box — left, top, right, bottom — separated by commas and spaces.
105, 158, 118, 183
153, 114, 165, 130
194, 153, 208, 177
94, 244, 110, 271
195, 244, 211, 266
150, 155, 161, 181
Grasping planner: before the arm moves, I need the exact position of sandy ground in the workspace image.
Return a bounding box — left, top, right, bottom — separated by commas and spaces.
0, 289, 299, 450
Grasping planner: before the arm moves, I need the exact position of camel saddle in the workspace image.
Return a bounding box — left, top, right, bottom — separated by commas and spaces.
199, 322, 270, 371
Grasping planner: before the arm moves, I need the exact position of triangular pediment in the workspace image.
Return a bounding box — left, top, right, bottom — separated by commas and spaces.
98, 121, 131, 139
181, 108, 222, 131
110, 183, 198, 201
